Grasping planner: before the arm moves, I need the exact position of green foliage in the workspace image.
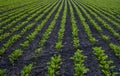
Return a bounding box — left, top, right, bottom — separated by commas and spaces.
102, 35, 110, 42
93, 47, 118, 76
55, 0, 67, 51
46, 55, 62, 76
21, 41, 29, 48
73, 38, 80, 49
68, 0, 80, 49
35, 48, 42, 54
109, 43, 120, 58
0, 35, 21, 55
79, 0, 120, 13
71, 49, 89, 76
21, 64, 33, 76
55, 42, 63, 51
0, 69, 6, 76
9, 49, 23, 64
0, 33, 10, 42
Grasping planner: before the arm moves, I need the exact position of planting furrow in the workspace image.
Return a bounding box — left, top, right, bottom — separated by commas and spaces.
68, 0, 80, 49
59, 0, 74, 75
55, 0, 67, 51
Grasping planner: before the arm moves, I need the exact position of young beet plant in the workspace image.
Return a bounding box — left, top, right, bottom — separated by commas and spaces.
109, 43, 120, 58
71, 49, 89, 76
0, 69, 6, 76
9, 49, 23, 64
93, 47, 118, 76
55, 42, 63, 51
21, 64, 33, 76
46, 55, 62, 76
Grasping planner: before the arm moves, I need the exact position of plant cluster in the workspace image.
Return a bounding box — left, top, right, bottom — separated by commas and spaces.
68, 0, 80, 48
109, 43, 120, 58
21, 64, 33, 76
71, 49, 89, 76
0, 69, 6, 76
93, 47, 118, 76
0, 35, 21, 55
9, 49, 23, 64
46, 55, 62, 76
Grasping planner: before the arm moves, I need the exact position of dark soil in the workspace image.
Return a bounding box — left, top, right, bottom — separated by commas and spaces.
0, 0, 120, 76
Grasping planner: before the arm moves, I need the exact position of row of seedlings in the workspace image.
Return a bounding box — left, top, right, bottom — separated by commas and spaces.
35, 0, 64, 54
55, 0, 67, 51
0, 1, 44, 28
93, 47, 118, 76
78, 2, 120, 40
0, 0, 45, 22
0, 0, 39, 13
20, 1, 63, 76
79, 2, 120, 30
72, 0, 110, 42
0, 1, 56, 42
0, 1, 50, 34
109, 43, 120, 59
0, 22, 36, 56
6, 0, 60, 64
20, 0, 61, 49
84, 3, 120, 23
0, 0, 58, 75
70, 0, 97, 44
68, 0, 89, 75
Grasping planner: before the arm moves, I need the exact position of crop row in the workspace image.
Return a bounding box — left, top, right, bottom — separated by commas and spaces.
77, 1, 120, 40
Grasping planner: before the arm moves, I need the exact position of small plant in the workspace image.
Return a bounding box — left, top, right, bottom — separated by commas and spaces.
55, 42, 63, 51
21, 64, 33, 76
21, 41, 29, 48
102, 35, 110, 42
109, 43, 120, 58
0, 69, 6, 76
35, 48, 42, 54
71, 49, 89, 76
9, 49, 23, 64
73, 38, 80, 49
46, 55, 62, 76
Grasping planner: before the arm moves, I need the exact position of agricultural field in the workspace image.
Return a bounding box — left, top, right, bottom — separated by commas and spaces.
0, 0, 120, 76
